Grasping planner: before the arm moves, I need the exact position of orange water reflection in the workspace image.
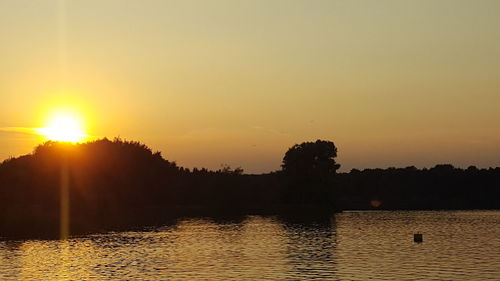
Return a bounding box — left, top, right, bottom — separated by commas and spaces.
1, 211, 499, 280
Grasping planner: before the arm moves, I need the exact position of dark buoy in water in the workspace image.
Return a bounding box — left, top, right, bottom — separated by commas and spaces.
414, 233, 423, 243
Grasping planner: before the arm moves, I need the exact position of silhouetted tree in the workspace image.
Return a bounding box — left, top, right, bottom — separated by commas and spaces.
282, 140, 340, 183
281, 140, 340, 206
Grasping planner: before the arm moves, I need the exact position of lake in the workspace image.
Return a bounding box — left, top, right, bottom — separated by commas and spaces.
1, 211, 499, 280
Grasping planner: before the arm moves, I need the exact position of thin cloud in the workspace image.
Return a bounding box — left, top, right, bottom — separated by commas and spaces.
0, 127, 102, 143
251, 126, 291, 137
0, 127, 39, 135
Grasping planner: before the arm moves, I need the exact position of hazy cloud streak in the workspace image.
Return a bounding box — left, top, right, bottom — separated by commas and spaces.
0, 127, 39, 135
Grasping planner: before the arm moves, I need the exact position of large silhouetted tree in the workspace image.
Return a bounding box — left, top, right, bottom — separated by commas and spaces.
282, 139, 340, 183
281, 140, 340, 206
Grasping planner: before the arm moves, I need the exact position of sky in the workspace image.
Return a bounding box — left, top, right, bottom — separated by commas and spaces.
1, 0, 500, 173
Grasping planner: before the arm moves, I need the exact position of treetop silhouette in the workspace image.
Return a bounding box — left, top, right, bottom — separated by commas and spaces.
282, 139, 340, 182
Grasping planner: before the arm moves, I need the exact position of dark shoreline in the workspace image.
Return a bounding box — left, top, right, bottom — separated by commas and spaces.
1, 139, 499, 240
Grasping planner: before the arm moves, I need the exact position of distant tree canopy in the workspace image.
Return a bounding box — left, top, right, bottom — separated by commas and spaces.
282, 140, 340, 182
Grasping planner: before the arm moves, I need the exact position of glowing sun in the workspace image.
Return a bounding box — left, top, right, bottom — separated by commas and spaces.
37, 112, 87, 142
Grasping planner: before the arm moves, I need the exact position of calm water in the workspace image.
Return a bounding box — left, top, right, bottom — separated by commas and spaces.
1, 211, 499, 280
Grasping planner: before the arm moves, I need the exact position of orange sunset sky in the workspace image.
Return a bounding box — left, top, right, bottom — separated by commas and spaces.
1, 0, 500, 173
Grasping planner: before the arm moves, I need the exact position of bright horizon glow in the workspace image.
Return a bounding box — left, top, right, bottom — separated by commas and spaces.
37, 111, 87, 143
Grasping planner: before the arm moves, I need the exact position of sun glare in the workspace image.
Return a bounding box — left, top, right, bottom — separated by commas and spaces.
37, 112, 87, 143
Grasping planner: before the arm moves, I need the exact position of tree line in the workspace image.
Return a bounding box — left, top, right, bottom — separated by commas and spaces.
0, 138, 498, 238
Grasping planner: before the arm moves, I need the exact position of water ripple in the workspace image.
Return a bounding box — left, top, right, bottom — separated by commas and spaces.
0, 211, 499, 280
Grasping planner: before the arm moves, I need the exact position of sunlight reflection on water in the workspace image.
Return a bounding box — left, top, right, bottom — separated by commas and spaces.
1, 211, 499, 280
